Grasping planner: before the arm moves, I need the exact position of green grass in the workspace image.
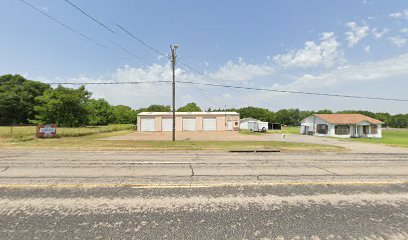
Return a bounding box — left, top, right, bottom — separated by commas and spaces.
240, 126, 299, 135
351, 129, 408, 148
0, 124, 135, 140
0, 130, 343, 152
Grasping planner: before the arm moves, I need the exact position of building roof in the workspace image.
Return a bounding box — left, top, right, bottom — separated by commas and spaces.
138, 112, 239, 116
313, 114, 383, 124
240, 117, 258, 123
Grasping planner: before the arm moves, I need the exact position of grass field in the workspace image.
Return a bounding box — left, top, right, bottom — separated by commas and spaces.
0, 124, 134, 140
240, 126, 299, 135
351, 128, 408, 148
0, 130, 342, 152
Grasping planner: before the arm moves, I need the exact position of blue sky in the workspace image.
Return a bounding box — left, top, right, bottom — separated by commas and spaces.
1, 0, 408, 113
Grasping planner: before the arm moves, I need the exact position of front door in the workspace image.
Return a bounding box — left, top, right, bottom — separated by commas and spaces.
227, 121, 233, 131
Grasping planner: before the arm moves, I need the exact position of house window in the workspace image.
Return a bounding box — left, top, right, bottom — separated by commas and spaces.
316, 124, 328, 134
235, 122, 238, 126
363, 125, 369, 135
371, 124, 378, 134
335, 125, 350, 135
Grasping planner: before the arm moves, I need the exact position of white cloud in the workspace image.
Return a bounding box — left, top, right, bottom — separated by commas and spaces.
210, 58, 275, 82
364, 45, 371, 53
390, 9, 408, 19
389, 36, 407, 47
283, 53, 408, 90
400, 28, 408, 33
345, 22, 370, 47
371, 28, 388, 39
273, 32, 343, 68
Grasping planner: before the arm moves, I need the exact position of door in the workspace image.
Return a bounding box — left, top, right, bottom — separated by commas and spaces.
140, 118, 155, 131
227, 121, 233, 131
182, 118, 196, 131
161, 118, 172, 132
203, 118, 216, 131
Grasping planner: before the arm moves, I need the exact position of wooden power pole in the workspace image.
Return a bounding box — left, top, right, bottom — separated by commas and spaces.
170, 44, 179, 141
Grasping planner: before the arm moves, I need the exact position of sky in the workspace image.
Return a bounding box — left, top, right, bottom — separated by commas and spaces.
1, 0, 408, 113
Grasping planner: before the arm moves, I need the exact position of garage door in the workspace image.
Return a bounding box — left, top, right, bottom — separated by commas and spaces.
140, 118, 155, 131
182, 118, 196, 131
203, 118, 216, 131
161, 118, 172, 132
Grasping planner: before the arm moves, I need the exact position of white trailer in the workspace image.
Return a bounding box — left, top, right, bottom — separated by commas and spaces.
247, 121, 268, 132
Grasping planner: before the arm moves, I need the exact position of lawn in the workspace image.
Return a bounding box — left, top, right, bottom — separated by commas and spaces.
0, 124, 135, 140
351, 128, 408, 148
240, 126, 299, 135
0, 130, 342, 152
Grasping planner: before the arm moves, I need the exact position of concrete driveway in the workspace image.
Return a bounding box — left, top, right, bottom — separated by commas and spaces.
264, 134, 408, 153
102, 131, 408, 153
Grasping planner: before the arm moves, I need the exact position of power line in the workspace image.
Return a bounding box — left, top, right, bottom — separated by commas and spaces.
63, 0, 115, 33
47, 81, 171, 85
44, 80, 408, 102
178, 62, 280, 109
112, 22, 277, 109
177, 81, 408, 102
109, 41, 153, 65
114, 22, 167, 57
18, 0, 106, 48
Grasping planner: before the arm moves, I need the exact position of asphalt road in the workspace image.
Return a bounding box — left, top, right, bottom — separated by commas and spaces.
0, 150, 407, 239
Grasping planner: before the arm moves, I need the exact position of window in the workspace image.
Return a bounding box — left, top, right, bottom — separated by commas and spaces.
371, 124, 378, 134
363, 125, 369, 135
335, 125, 350, 135
235, 122, 238, 126
316, 124, 328, 134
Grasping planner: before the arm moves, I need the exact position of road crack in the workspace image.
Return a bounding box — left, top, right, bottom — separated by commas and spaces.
0, 166, 9, 174
314, 166, 339, 176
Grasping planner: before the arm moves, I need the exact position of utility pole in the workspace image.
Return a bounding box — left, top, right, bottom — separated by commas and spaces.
170, 44, 179, 141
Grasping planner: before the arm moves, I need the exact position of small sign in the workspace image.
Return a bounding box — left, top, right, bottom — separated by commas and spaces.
36, 124, 57, 138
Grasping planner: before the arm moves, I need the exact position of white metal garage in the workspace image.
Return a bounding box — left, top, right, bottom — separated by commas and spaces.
161, 118, 172, 131
182, 118, 196, 131
141, 118, 155, 131
203, 118, 216, 131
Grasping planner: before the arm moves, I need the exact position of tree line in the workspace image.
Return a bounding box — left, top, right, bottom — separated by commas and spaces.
1, 74, 407, 128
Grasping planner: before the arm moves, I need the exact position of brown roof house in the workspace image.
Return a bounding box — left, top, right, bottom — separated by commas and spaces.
300, 114, 383, 138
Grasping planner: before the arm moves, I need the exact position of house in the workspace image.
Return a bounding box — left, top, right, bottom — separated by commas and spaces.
300, 114, 383, 138
137, 112, 240, 132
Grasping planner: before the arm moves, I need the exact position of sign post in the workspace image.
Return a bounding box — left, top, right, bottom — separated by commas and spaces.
36, 124, 57, 138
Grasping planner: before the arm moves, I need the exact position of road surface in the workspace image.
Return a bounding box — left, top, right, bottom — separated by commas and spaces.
0, 150, 407, 239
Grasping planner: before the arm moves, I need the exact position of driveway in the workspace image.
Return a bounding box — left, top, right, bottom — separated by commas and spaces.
264, 134, 408, 153
102, 131, 408, 153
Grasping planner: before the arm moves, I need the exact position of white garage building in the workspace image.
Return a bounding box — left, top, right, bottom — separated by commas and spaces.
137, 112, 240, 132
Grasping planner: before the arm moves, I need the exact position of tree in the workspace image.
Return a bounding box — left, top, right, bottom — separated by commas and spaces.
0, 74, 50, 125
34, 85, 91, 127
87, 99, 114, 125
137, 104, 171, 113
111, 105, 137, 124
177, 102, 202, 112
236, 107, 274, 123
275, 109, 302, 126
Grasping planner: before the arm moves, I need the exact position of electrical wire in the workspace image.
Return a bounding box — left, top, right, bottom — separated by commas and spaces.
176, 81, 408, 102
18, 0, 106, 48
47, 81, 171, 85
45, 80, 408, 102
63, 0, 115, 33
109, 40, 153, 65
114, 22, 167, 57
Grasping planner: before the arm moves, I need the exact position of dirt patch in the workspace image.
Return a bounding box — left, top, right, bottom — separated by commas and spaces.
101, 131, 269, 141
